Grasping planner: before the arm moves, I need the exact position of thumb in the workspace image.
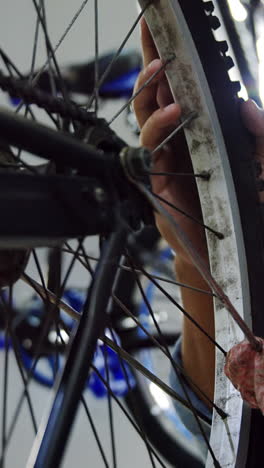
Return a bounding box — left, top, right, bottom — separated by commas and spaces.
240, 99, 264, 137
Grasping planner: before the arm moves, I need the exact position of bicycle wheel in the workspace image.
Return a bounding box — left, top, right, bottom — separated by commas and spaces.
0, 1, 263, 468
138, 0, 264, 466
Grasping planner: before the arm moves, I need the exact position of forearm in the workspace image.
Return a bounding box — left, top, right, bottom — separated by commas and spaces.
175, 255, 215, 405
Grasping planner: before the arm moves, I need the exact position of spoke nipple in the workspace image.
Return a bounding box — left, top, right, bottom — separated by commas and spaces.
185, 110, 199, 125
179, 110, 199, 131
163, 54, 176, 66
198, 170, 211, 181
216, 406, 229, 419
94, 186, 106, 202
215, 231, 225, 240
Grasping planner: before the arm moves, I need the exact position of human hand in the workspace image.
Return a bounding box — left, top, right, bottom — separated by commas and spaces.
133, 19, 208, 264
133, 17, 264, 406
241, 99, 264, 202
134, 20, 214, 400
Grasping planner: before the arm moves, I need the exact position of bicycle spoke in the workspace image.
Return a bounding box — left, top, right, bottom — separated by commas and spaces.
15, 0, 55, 162
103, 347, 117, 468
119, 253, 226, 355
103, 331, 214, 422
136, 182, 261, 349
108, 56, 175, 125
151, 111, 198, 154
12, 0, 75, 131
80, 396, 110, 468
40, 0, 61, 129
21, 273, 80, 321
31, 249, 51, 306
3, 241, 85, 448
107, 327, 157, 468
86, 3, 149, 109
125, 257, 217, 456
93, 0, 99, 115
148, 170, 210, 179
29, 1, 41, 79
115, 258, 224, 416
0, 290, 11, 468
125, 253, 167, 346
61, 247, 217, 296
30, 0, 91, 90
79, 244, 95, 277
0, 293, 38, 444
64, 241, 94, 277
0, 26, 59, 135
91, 362, 167, 468
47, 246, 62, 377
31, 0, 70, 105
151, 191, 224, 239
0, 50, 40, 133
61, 240, 87, 289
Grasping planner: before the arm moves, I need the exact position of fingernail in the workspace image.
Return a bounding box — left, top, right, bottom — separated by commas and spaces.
247, 99, 262, 110
144, 59, 160, 75
163, 103, 178, 113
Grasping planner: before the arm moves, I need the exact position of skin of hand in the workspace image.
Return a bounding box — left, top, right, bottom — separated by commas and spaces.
134, 18, 264, 407
240, 99, 264, 203
134, 19, 208, 266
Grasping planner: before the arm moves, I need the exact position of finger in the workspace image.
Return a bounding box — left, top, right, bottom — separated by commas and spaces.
140, 17, 159, 67
241, 99, 264, 138
241, 99, 264, 202
140, 102, 181, 151
133, 58, 165, 128
157, 77, 174, 108
241, 99, 264, 160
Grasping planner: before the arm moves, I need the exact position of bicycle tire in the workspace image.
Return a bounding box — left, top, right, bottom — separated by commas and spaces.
215, 0, 260, 105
